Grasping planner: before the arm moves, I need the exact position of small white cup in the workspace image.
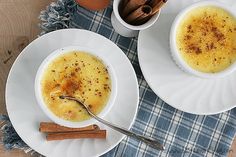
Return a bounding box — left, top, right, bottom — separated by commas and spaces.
111, 0, 161, 37
35, 46, 117, 128
170, 1, 236, 79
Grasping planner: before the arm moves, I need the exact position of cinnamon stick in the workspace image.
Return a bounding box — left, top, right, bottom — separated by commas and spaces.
46, 130, 106, 141
121, 0, 147, 18
150, 0, 167, 15
149, 0, 160, 7
125, 5, 152, 24
120, 0, 129, 9
39, 122, 99, 133
133, 15, 152, 25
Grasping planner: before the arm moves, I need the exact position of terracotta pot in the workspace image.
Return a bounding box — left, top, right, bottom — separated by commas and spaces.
76, 0, 110, 11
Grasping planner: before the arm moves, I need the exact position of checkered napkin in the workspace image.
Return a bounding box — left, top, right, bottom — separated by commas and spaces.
6, 0, 236, 156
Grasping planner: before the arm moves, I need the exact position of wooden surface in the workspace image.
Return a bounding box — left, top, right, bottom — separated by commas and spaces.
0, 0, 235, 157
0, 0, 52, 156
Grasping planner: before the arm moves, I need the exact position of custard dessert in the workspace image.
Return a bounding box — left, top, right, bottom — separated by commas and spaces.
41, 51, 111, 122
176, 6, 236, 73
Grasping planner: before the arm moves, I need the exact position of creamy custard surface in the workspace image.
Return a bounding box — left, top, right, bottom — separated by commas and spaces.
41, 51, 111, 122
176, 6, 236, 73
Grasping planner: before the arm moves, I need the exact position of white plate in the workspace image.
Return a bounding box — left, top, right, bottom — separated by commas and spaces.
138, 0, 236, 115
6, 29, 139, 157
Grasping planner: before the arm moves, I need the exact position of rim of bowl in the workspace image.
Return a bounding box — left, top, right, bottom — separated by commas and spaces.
35, 46, 117, 128
113, 0, 161, 30
170, 1, 236, 79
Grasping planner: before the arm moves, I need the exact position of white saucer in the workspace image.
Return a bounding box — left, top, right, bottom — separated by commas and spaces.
5, 29, 139, 157
138, 0, 236, 115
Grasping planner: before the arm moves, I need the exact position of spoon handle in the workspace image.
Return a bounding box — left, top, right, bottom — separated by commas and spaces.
60, 95, 164, 150
88, 110, 164, 150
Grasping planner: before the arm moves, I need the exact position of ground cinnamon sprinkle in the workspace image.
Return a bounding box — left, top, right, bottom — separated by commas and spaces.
41, 51, 112, 122
176, 6, 236, 73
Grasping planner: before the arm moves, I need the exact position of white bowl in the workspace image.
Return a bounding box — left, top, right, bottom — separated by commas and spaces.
35, 46, 117, 128
170, 1, 236, 79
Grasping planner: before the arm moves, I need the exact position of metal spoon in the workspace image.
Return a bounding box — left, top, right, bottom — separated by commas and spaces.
59, 95, 164, 150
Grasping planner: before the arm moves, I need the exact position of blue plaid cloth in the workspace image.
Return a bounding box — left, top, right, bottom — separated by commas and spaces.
3, 0, 234, 157
66, 4, 236, 157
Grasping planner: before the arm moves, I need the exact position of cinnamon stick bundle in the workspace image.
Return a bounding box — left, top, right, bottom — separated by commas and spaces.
125, 5, 152, 24
39, 122, 99, 133
119, 0, 168, 25
46, 130, 106, 141
121, 0, 147, 18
